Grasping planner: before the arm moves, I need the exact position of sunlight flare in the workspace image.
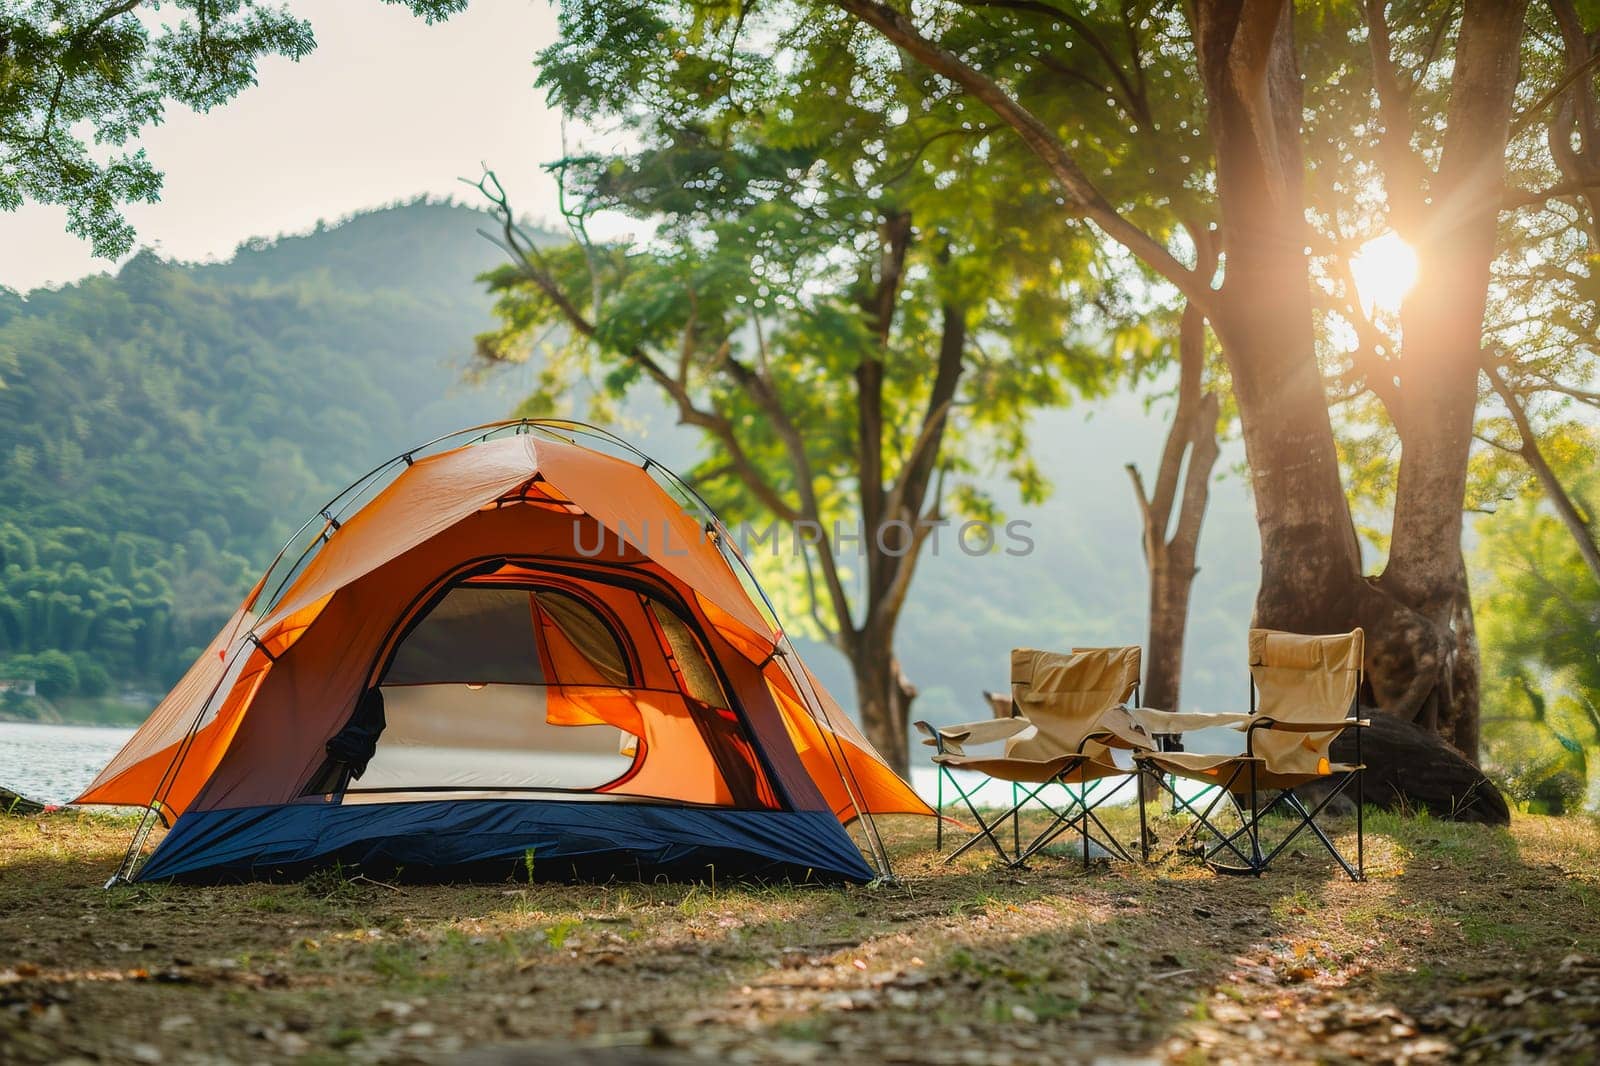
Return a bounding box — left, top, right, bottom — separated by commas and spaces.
1350, 231, 1419, 317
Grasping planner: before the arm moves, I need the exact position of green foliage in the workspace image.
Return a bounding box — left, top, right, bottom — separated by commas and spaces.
0, 201, 528, 697
0, 0, 464, 258
26, 649, 76, 698
1474, 427, 1600, 813
69, 652, 112, 698
484, 0, 1174, 651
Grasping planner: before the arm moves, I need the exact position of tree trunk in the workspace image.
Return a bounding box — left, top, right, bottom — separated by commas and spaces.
1369, 0, 1527, 753
1143, 555, 1194, 714
1129, 287, 1222, 714
852, 648, 916, 778
1193, 1, 1368, 631
1191, 0, 1524, 769
1196, 4, 1369, 617
1447, 559, 1481, 761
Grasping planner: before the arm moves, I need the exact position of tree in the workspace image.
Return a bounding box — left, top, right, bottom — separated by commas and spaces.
0, 0, 465, 258
1473, 0, 1600, 586
820, 0, 1593, 788
1126, 225, 1221, 714
1473, 430, 1600, 812
475, 2, 1149, 772
29, 648, 78, 698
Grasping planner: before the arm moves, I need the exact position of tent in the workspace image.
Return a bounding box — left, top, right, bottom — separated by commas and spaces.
77, 421, 930, 884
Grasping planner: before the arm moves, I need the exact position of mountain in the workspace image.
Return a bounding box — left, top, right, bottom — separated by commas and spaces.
0, 198, 1263, 732
0, 201, 530, 716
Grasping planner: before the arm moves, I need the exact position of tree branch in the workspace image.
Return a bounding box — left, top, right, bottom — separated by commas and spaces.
1362, 0, 1428, 227
831, 0, 1217, 314
1501, 177, 1600, 211
1329, 250, 1403, 416
856, 209, 911, 607
1169, 390, 1221, 563
1507, 22, 1600, 141
717, 355, 859, 641
1125, 462, 1157, 564
470, 170, 802, 527
963, 0, 1149, 123
1484, 359, 1600, 583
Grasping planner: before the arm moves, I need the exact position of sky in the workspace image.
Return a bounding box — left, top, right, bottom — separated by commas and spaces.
1, 2, 578, 294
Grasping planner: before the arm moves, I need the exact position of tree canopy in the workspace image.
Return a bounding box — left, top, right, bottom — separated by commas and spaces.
1475, 425, 1600, 812
474, 0, 1192, 766
0, 0, 465, 257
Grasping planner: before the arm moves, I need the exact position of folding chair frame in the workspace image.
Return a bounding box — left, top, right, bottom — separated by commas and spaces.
929, 754, 1027, 864
1135, 677, 1367, 882
923, 723, 1142, 868
1014, 774, 1136, 867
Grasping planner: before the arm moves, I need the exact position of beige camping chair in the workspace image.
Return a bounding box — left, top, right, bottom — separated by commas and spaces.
915, 646, 1151, 865
1135, 629, 1368, 880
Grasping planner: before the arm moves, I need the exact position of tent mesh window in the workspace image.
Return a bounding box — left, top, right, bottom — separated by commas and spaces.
351, 585, 639, 794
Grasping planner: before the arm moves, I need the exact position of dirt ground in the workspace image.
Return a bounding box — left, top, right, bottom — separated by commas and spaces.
3, 806, 1599, 1065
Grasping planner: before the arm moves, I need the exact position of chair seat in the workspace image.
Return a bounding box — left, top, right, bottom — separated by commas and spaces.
1139, 750, 1362, 792
934, 750, 1126, 784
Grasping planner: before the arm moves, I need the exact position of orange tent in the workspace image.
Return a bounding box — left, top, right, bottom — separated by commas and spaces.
79, 421, 928, 884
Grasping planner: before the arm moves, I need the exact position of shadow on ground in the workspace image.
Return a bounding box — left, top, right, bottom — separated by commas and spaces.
2, 807, 1598, 1064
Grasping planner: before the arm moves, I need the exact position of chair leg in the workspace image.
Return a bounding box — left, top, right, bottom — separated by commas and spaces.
1147, 765, 1259, 870
1255, 779, 1364, 881
1013, 782, 1021, 858
1080, 782, 1091, 869
1169, 782, 1231, 853
1207, 790, 1288, 857
1010, 782, 1088, 865
1138, 768, 1150, 862
939, 769, 1022, 864
1015, 774, 1136, 866
1356, 728, 1365, 881
1248, 761, 1262, 876
1178, 772, 1260, 871
936, 766, 944, 852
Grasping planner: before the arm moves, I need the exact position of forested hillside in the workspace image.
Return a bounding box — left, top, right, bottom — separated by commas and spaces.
0, 201, 527, 717
0, 198, 1268, 729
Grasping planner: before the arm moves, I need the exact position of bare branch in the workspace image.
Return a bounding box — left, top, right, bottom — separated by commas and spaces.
469, 169, 803, 527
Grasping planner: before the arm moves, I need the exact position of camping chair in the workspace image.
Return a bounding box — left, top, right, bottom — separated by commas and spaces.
1135, 629, 1367, 880
915, 646, 1151, 866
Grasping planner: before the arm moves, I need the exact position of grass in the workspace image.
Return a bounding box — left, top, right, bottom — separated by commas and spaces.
1, 807, 1598, 1063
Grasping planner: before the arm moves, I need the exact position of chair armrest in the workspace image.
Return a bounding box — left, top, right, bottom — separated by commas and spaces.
916, 717, 1033, 750
1240, 717, 1370, 733
1242, 717, 1368, 758
1073, 727, 1117, 754
1128, 708, 1253, 734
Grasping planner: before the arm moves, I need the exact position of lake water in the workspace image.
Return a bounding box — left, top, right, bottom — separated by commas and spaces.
0, 721, 136, 806
0, 721, 1158, 811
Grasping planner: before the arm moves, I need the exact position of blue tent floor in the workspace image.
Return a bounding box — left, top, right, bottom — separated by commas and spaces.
135, 798, 877, 884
